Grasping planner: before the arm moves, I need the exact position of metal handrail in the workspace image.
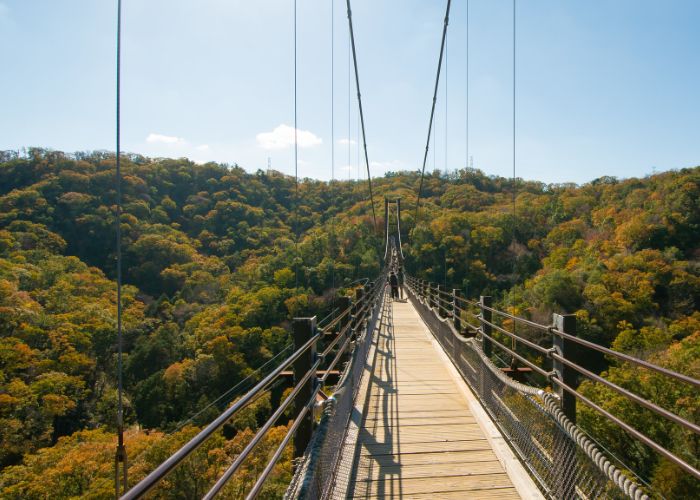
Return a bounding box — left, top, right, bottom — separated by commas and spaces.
203, 358, 322, 499
551, 327, 700, 389
405, 271, 700, 484
408, 273, 699, 389
319, 303, 353, 332
479, 302, 552, 332
454, 294, 480, 307
317, 307, 340, 329
550, 351, 700, 435
478, 330, 551, 378
550, 377, 700, 480
122, 275, 387, 499
121, 332, 321, 499
452, 302, 480, 321
478, 316, 550, 355
245, 400, 312, 499
236, 277, 385, 497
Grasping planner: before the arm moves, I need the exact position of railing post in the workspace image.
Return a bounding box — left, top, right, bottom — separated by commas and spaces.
337, 295, 352, 335
438, 284, 447, 318
354, 286, 365, 336
363, 282, 372, 329
552, 313, 579, 499
452, 289, 461, 332
480, 296, 492, 357
292, 317, 317, 459
552, 313, 577, 423
430, 282, 437, 310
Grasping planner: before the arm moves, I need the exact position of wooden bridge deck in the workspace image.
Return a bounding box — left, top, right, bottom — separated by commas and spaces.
347, 296, 538, 499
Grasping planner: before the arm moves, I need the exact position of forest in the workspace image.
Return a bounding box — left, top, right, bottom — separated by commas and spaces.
0, 148, 697, 498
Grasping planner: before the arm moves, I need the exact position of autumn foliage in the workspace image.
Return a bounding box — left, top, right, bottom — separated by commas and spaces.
0, 148, 697, 496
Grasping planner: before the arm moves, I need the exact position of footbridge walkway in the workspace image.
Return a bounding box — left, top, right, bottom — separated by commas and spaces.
120, 265, 699, 499
120, 205, 698, 499
340, 297, 537, 499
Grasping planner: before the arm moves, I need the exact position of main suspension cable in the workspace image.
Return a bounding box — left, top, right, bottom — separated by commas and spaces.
445, 31, 448, 175
465, 0, 469, 171
294, 0, 299, 288
330, 0, 336, 304
345, 0, 378, 232
509, 0, 518, 362
413, 0, 452, 229
114, 0, 127, 495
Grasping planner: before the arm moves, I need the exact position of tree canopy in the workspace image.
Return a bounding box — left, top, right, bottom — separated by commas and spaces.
0, 148, 697, 496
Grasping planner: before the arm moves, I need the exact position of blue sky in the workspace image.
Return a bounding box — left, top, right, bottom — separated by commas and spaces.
0, 1, 698, 184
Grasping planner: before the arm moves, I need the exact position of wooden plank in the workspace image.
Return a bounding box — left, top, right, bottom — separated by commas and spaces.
362, 426, 485, 443
362, 416, 477, 427
352, 487, 521, 499
362, 408, 469, 417
348, 299, 521, 498
356, 449, 499, 467
359, 438, 493, 456
352, 473, 514, 496
355, 460, 505, 480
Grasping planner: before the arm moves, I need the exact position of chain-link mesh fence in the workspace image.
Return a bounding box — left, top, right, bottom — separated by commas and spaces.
285, 274, 651, 500
285, 281, 387, 500
408, 290, 649, 500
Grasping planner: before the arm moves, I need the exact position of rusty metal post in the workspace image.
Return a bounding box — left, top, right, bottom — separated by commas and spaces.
480, 296, 493, 357
354, 286, 365, 335
553, 313, 578, 422
336, 295, 352, 335
292, 317, 317, 458
453, 288, 462, 332
552, 313, 579, 498
438, 284, 447, 318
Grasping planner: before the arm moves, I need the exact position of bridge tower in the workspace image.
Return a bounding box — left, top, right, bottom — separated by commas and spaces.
383, 197, 405, 269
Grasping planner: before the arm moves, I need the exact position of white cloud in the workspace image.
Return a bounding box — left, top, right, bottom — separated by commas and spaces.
338, 138, 356, 145
196, 144, 210, 151
339, 164, 353, 171
146, 133, 185, 145
256, 124, 322, 150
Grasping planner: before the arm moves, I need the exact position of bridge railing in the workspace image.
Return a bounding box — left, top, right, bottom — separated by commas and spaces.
121, 275, 386, 500
405, 274, 699, 499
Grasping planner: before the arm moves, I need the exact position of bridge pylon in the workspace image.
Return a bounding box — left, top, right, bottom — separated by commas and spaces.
383, 197, 405, 269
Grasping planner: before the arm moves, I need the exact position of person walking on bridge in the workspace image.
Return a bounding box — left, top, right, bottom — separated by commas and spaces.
398, 267, 405, 300
389, 271, 399, 300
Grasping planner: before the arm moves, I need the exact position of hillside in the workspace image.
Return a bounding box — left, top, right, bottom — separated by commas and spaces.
0, 148, 698, 497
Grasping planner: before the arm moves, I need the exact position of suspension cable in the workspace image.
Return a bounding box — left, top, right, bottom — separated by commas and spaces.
509, 0, 517, 360
413, 0, 452, 229
114, 0, 127, 495
348, 31, 351, 181
330, 0, 336, 298
445, 30, 448, 175
172, 344, 293, 434
294, 0, 300, 288
465, 0, 469, 171
345, 0, 378, 232
512, 0, 517, 234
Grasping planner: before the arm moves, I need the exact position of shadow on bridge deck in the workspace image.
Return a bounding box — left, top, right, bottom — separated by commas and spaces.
341, 293, 539, 499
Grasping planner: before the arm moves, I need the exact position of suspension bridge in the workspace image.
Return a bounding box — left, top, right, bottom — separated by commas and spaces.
116, 199, 699, 499
102, 0, 699, 498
